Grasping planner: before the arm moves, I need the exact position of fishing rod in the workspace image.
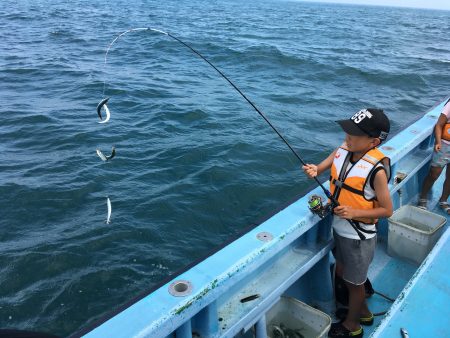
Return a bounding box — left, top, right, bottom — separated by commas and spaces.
97, 27, 367, 240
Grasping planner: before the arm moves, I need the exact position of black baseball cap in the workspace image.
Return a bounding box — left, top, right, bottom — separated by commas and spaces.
336, 108, 390, 141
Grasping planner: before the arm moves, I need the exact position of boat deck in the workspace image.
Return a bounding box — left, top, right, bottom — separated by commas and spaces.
366, 172, 450, 337
364, 239, 417, 336
371, 228, 450, 337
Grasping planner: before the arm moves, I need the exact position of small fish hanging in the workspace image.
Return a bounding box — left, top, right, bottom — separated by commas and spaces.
105, 197, 112, 224
97, 97, 111, 123
96, 147, 116, 161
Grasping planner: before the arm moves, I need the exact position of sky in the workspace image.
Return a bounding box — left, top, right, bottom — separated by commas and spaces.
298, 0, 450, 10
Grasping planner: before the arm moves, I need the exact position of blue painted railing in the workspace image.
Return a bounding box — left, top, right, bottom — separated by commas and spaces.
78, 98, 448, 338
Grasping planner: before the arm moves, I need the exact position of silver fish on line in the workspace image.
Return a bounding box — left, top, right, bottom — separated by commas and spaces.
97, 97, 111, 123
96, 147, 116, 161
105, 197, 112, 224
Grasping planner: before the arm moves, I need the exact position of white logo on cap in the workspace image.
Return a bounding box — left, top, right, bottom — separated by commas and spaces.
351, 109, 372, 124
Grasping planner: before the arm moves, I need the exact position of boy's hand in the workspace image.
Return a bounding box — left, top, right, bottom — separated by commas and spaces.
435, 142, 441, 152
333, 205, 356, 219
302, 164, 318, 178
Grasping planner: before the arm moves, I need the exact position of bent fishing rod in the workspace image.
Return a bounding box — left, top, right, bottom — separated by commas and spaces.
97, 27, 367, 240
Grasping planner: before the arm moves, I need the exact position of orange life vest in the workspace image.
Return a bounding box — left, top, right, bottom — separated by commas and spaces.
442, 123, 450, 141
441, 99, 450, 141
330, 144, 391, 225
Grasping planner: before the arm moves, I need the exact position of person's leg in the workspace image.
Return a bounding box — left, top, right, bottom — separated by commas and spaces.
338, 235, 375, 321
420, 165, 444, 200
343, 281, 365, 331
439, 163, 450, 202
436, 164, 450, 214
329, 234, 371, 338
360, 297, 371, 317
335, 260, 344, 278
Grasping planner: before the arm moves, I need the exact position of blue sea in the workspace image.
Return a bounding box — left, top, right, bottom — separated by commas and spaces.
1, 0, 449, 335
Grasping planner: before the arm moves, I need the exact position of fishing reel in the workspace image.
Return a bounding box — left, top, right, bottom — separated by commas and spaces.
308, 194, 332, 219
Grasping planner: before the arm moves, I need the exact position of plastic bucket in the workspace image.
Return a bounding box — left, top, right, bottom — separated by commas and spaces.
265, 296, 331, 338
388, 205, 446, 265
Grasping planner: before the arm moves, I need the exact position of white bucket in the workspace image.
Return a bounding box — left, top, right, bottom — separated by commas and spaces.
265, 296, 331, 338
388, 205, 446, 265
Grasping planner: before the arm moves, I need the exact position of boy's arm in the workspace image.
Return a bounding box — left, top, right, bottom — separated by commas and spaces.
434, 113, 447, 151
334, 168, 393, 219
302, 148, 338, 178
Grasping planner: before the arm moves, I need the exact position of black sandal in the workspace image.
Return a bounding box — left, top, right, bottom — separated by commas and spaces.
328, 321, 363, 338
335, 308, 374, 326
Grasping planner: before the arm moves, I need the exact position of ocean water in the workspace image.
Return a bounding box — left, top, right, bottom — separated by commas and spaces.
0, 0, 449, 335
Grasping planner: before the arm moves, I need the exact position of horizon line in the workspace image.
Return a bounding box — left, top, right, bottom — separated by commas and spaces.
289, 0, 450, 11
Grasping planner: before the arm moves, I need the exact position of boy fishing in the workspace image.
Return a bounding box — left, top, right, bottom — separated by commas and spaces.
303, 108, 393, 338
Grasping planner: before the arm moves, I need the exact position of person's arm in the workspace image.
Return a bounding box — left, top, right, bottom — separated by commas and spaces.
302, 148, 338, 178
434, 113, 447, 152
333, 168, 393, 219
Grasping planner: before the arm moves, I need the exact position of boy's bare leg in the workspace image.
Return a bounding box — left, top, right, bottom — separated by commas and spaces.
439, 164, 450, 202
335, 260, 343, 278
420, 166, 444, 199
343, 281, 365, 331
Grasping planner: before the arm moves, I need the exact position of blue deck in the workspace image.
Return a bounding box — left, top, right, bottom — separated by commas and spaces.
367, 166, 450, 337
371, 227, 450, 337
76, 99, 450, 338
365, 239, 417, 335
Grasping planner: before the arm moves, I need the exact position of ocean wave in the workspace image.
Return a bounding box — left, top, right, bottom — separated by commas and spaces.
209, 42, 320, 70
1, 12, 34, 21
334, 63, 429, 88
425, 46, 450, 53
1, 67, 42, 76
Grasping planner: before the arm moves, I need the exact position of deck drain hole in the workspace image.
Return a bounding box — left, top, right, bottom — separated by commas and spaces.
256, 231, 273, 242
257, 231, 273, 242
169, 280, 193, 296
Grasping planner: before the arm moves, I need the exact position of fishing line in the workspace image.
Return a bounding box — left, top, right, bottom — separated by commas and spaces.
98, 27, 366, 239
99, 27, 323, 184
101, 28, 168, 96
